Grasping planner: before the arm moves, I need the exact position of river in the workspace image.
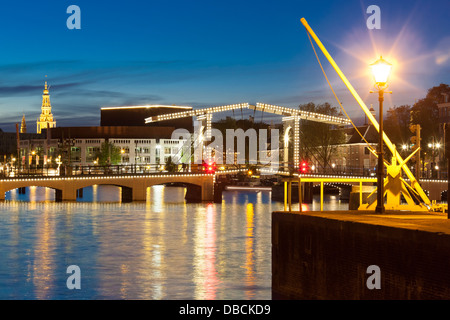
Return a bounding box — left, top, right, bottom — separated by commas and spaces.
0, 185, 347, 299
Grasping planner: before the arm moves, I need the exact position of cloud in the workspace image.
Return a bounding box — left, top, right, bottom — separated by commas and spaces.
435, 37, 450, 66
0, 60, 81, 74
0, 82, 84, 97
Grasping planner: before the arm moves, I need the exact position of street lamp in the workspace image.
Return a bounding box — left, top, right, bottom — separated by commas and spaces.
370, 56, 392, 214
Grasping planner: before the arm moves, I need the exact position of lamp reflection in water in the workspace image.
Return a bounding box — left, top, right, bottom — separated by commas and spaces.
32, 206, 55, 299
194, 203, 219, 299
244, 203, 255, 298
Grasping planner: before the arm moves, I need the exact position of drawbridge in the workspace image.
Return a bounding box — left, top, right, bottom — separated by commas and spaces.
146, 102, 350, 170
281, 18, 445, 213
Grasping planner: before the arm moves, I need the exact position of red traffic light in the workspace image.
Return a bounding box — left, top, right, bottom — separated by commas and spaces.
202, 160, 216, 174
300, 161, 308, 173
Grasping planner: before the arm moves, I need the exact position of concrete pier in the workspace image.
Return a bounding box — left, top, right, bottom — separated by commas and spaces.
272, 210, 450, 299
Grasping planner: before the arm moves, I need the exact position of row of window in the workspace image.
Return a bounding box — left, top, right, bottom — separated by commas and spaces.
121, 156, 174, 164
161, 140, 183, 144
112, 140, 131, 144
134, 140, 153, 144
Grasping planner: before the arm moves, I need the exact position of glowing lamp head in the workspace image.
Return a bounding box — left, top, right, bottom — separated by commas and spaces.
370, 56, 392, 86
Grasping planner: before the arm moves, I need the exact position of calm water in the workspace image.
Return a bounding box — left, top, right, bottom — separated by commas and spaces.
0, 185, 347, 300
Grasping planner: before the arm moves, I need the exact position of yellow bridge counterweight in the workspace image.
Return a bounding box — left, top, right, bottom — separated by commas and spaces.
299, 17, 431, 209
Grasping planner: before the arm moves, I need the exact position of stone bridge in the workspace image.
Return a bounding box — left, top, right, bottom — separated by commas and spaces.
0, 173, 215, 202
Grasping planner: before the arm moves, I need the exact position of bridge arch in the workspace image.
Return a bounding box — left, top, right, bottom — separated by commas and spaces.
147, 181, 204, 202
4, 185, 62, 201
0, 174, 214, 202
75, 184, 133, 203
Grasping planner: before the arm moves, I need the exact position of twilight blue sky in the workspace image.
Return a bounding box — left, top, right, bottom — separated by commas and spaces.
0, 0, 449, 131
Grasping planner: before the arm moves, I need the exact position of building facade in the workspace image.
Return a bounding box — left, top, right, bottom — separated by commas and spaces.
19, 105, 194, 173
18, 136, 186, 170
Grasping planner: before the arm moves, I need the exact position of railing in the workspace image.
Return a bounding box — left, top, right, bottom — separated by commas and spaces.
0, 164, 206, 178
1, 163, 448, 180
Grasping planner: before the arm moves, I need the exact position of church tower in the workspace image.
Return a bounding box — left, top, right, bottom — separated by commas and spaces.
36, 81, 56, 134
20, 114, 27, 133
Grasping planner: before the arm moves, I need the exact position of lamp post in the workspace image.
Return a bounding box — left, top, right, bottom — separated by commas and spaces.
370, 56, 392, 214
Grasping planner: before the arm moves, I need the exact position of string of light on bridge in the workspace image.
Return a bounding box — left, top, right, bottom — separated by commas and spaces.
0, 173, 215, 183
145, 102, 351, 126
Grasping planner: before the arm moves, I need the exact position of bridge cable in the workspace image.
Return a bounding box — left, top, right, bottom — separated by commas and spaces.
305, 29, 376, 154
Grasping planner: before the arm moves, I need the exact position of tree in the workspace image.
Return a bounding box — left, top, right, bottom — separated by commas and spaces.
410, 84, 450, 151
410, 98, 439, 142
384, 104, 412, 146
165, 156, 178, 173
410, 83, 449, 174
298, 102, 346, 170
425, 83, 450, 104
95, 141, 121, 166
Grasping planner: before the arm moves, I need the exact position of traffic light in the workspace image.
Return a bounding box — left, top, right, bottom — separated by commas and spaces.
300, 160, 309, 173
410, 124, 421, 151
202, 160, 216, 174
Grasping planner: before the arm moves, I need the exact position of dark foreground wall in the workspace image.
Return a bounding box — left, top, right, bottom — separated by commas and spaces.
272, 211, 450, 299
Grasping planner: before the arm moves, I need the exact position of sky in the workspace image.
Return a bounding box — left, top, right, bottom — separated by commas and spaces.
0, 0, 449, 132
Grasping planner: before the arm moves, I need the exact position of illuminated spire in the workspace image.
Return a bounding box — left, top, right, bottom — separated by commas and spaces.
36, 78, 56, 134
20, 114, 27, 133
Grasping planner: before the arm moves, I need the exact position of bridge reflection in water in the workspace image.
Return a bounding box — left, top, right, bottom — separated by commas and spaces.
0, 184, 352, 299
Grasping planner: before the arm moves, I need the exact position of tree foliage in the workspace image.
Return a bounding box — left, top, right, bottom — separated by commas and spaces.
298, 102, 346, 169
384, 104, 412, 146
165, 156, 178, 172
410, 83, 450, 145
95, 141, 121, 166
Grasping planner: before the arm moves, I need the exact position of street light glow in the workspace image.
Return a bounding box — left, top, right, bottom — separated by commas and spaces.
370, 56, 392, 86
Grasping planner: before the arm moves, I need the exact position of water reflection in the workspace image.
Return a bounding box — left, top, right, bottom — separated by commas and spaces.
32, 207, 55, 299
6, 186, 55, 202
0, 185, 348, 299
244, 203, 255, 299
79, 185, 121, 203
203, 204, 219, 299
